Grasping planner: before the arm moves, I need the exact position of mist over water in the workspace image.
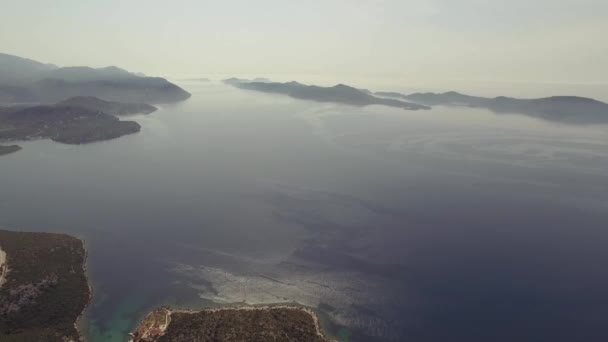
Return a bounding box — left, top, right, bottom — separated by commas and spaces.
1, 81, 608, 341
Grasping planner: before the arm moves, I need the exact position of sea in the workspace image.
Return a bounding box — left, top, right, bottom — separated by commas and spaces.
1, 78, 608, 342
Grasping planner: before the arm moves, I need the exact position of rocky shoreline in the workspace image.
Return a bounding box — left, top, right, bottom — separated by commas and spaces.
0, 232, 337, 342
75, 237, 92, 342
130, 305, 336, 342
0, 245, 7, 289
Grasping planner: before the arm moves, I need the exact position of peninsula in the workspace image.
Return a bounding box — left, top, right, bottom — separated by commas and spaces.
130, 306, 334, 342
0, 229, 90, 342
227, 79, 430, 110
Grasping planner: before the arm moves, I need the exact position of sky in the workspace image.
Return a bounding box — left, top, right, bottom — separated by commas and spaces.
1, 0, 607, 84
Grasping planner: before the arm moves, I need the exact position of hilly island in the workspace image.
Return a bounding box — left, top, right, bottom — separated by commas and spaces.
0, 53, 191, 104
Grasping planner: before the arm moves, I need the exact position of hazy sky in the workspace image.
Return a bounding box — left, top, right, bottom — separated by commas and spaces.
1, 0, 607, 83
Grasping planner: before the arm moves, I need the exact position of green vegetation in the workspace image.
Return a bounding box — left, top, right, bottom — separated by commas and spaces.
132, 307, 333, 342
0, 230, 90, 342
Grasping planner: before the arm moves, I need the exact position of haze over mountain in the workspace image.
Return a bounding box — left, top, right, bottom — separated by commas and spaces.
226, 79, 607, 122
376, 91, 608, 124
0, 53, 191, 104
2, 2, 608, 342
4, 1, 606, 84
229, 80, 429, 110
0, 53, 58, 85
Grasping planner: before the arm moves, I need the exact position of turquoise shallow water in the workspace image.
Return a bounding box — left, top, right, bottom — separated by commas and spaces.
2, 82, 608, 341
87, 295, 145, 342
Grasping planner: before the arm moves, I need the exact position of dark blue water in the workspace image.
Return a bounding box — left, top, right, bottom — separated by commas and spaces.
1, 82, 608, 341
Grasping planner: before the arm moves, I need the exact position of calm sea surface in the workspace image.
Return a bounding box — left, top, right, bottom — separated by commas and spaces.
1, 82, 608, 341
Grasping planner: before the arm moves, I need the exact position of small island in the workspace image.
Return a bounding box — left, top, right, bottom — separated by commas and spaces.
0, 229, 90, 341
0, 101, 141, 145
0, 96, 161, 151
0, 145, 21, 156
130, 306, 334, 342
225, 79, 429, 111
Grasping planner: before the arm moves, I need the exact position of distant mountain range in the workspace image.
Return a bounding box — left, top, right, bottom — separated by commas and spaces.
223, 77, 608, 123
226, 79, 430, 111
375, 91, 608, 124
0, 53, 58, 85
0, 53, 191, 104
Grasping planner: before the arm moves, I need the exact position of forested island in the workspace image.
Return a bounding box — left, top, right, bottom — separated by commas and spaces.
0, 230, 90, 342
130, 306, 334, 342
